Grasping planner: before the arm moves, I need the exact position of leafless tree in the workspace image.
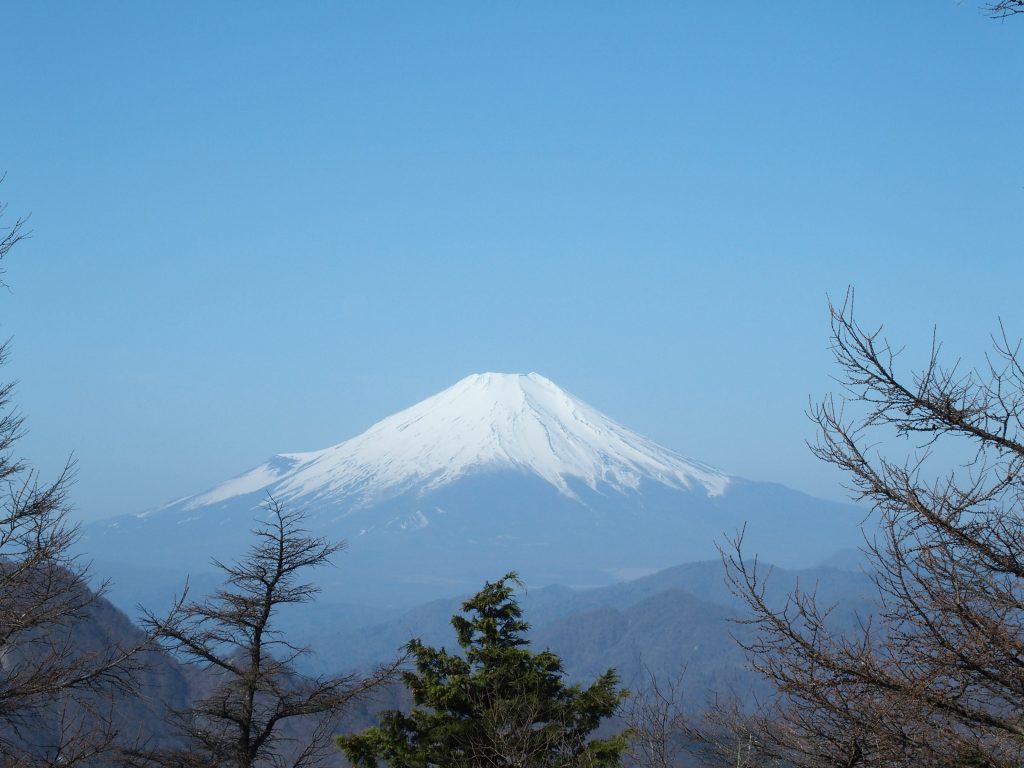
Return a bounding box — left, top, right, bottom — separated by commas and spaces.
626, 671, 689, 768
625, 669, 776, 768
126, 497, 400, 768
0, 188, 144, 766
984, 1, 1024, 19
0, 191, 29, 274
706, 292, 1024, 767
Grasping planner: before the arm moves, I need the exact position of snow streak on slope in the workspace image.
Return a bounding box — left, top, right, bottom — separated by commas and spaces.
184, 372, 729, 511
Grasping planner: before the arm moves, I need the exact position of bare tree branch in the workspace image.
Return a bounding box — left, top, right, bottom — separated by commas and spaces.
0, 183, 146, 765
128, 496, 401, 768
705, 293, 1024, 767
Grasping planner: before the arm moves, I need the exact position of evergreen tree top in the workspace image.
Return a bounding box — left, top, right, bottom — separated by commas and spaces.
337, 572, 630, 768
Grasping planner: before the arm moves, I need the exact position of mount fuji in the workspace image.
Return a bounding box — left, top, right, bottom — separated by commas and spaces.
82, 373, 862, 609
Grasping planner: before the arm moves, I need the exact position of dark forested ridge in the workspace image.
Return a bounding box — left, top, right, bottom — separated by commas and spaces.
0, 583, 192, 760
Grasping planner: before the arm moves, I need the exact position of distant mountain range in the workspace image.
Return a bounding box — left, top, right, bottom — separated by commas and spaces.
80, 372, 864, 614
298, 557, 876, 704
12, 554, 876, 765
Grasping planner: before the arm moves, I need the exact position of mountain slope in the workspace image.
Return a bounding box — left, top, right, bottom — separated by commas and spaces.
81, 373, 863, 611
165, 372, 729, 512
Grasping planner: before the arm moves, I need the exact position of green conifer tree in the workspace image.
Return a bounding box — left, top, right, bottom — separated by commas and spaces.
337, 572, 629, 768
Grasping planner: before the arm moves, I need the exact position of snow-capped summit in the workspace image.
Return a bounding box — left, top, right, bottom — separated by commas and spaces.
85, 372, 860, 611
184, 372, 729, 512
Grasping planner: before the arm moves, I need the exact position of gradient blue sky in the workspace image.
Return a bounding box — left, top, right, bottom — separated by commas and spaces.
1, 2, 1022, 522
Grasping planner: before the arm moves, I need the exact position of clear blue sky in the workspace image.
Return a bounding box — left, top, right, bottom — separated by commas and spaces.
1, 2, 1022, 522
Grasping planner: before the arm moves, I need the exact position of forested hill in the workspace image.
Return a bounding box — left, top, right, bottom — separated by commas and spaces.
299, 558, 876, 703
11, 556, 874, 762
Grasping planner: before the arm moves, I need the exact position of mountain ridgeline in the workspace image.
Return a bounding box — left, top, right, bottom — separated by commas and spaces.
81, 372, 862, 612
